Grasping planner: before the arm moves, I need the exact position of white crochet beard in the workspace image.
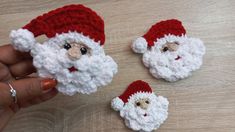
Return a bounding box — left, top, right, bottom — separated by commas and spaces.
29, 33, 118, 96
142, 35, 205, 82
119, 94, 168, 132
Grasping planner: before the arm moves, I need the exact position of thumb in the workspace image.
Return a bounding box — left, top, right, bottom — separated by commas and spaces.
0, 78, 57, 106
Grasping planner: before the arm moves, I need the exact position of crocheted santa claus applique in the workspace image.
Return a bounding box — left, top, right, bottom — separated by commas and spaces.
10, 4, 118, 96
132, 19, 205, 82
111, 80, 169, 132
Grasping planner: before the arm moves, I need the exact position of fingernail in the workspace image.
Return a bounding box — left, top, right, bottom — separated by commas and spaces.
41, 79, 57, 91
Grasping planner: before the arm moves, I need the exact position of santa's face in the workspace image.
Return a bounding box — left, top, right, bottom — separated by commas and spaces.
119, 93, 168, 132
30, 32, 118, 95
143, 35, 205, 82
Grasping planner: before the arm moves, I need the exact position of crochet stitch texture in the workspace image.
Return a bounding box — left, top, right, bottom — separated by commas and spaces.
23, 4, 105, 45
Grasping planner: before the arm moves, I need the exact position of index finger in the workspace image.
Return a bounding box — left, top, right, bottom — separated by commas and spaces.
0, 44, 32, 65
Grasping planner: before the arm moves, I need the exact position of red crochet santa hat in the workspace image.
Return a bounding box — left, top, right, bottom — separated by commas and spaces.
132, 19, 186, 53
111, 80, 153, 111
10, 4, 105, 52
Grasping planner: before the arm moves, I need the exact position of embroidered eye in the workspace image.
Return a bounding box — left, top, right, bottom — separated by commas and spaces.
136, 102, 141, 106
145, 100, 149, 104
162, 47, 168, 52
80, 47, 87, 55
64, 42, 71, 50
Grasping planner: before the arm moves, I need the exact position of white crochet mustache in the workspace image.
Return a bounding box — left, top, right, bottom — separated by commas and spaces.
128, 105, 157, 119
148, 44, 197, 68
56, 49, 95, 73
122, 105, 161, 131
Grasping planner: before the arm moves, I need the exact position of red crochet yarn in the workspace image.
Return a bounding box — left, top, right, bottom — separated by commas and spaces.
143, 19, 186, 46
118, 80, 152, 103
22, 4, 105, 45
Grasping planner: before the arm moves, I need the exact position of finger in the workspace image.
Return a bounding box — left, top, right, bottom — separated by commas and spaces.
39, 88, 58, 102
0, 63, 13, 82
0, 78, 57, 106
20, 88, 58, 108
0, 107, 15, 131
15, 75, 36, 80
0, 45, 31, 65
9, 59, 36, 77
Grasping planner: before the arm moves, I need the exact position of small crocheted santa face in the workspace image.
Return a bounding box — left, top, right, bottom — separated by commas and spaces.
10, 5, 118, 95
132, 19, 205, 82
111, 80, 169, 132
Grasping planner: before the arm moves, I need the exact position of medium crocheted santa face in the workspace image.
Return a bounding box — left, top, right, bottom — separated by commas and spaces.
30, 32, 117, 95
132, 19, 205, 82
111, 80, 168, 132
120, 93, 168, 132
10, 5, 118, 95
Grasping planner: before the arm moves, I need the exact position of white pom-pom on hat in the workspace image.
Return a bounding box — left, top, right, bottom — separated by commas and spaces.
132, 37, 148, 54
10, 29, 36, 52
111, 97, 124, 111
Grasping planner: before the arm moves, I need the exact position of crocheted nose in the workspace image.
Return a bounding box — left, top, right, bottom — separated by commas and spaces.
140, 101, 149, 110
135, 98, 150, 110
68, 46, 81, 60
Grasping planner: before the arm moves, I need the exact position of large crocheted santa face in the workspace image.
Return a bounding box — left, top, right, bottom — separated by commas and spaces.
10, 5, 118, 95
132, 19, 205, 82
111, 80, 168, 132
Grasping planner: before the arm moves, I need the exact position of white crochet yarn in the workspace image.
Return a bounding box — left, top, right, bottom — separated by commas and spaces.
11, 31, 118, 95
111, 97, 124, 111
132, 37, 148, 53
10, 29, 36, 52
112, 92, 169, 132
133, 34, 205, 82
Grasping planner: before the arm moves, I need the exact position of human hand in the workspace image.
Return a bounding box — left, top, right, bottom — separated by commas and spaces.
0, 44, 58, 131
